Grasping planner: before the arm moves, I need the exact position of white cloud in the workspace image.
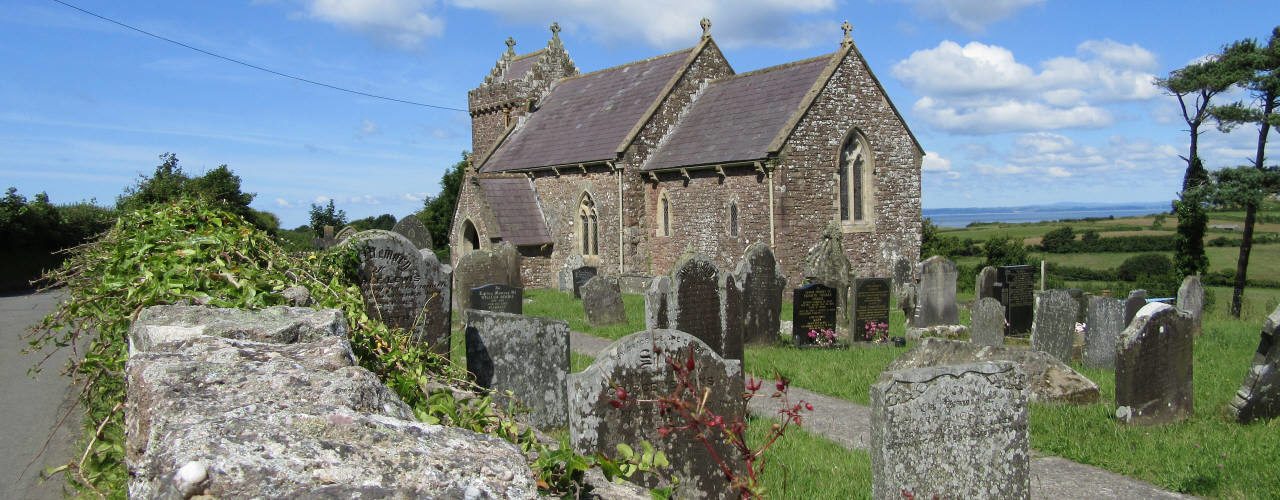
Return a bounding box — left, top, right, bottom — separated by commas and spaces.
275, 197, 295, 208
450, 0, 837, 49
348, 195, 382, 205
297, 0, 445, 49
898, 0, 1043, 33
975, 164, 1030, 175
313, 195, 332, 203
1045, 166, 1072, 177
401, 192, 429, 202
913, 97, 1111, 134
922, 151, 952, 171
358, 119, 380, 137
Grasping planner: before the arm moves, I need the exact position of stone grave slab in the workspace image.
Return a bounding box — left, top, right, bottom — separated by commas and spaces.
1084, 296, 1124, 369
668, 253, 728, 358
996, 265, 1034, 335
348, 230, 451, 356
976, 266, 998, 301
569, 330, 745, 499
870, 361, 1029, 500
1123, 289, 1148, 326
1115, 303, 1193, 425
970, 297, 1006, 347
916, 256, 958, 327
852, 278, 891, 342
392, 215, 434, 250
470, 283, 523, 315
453, 242, 521, 311
793, 283, 837, 347
582, 276, 626, 326
572, 266, 598, 298
644, 276, 670, 330
1177, 275, 1204, 336
1032, 290, 1077, 363
1229, 304, 1280, 423
737, 243, 785, 345
465, 310, 569, 429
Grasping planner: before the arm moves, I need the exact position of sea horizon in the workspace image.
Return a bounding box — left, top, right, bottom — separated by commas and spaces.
923, 201, 1171, 228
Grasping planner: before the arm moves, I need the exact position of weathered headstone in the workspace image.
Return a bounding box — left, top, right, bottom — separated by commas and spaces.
1229, 304, 1280, 423
852, 278, 891, 342
1115, 302, 1193, 425
737, 243, 786, 345
1123, 289, 1148, 326
335, 225, 356, 243
1067, 288, 1089, 324
898, 283, 916, 324
453, 242, 521, 311
916, 256, 958, 327
644, 276, 670, 330
792, 283, 837, 347
582, 276, 626, 326
889, 338, 1099, 404
392, 215, 434, 250
870, 361, 1029, 499
1032, 289, 1077, 363
719, 273, 745, 361
470, 283, 523, 315
975, 266, 998, 301
348, 230, 452, 356
668, 253, 729, 359
465, 310, 569, 429
892, 258, 913, 297
970, 297, 1006, 347
572, 266, 598, 299
1084, 296, 1124, 369
803, 222, 852, 328
996, 265, 1034, 334
1177, 275, 1205, 336
569, 330, 745, 499
557, 254, 585, 292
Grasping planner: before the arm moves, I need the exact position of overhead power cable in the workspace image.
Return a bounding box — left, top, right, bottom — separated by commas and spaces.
49, 0, 468, 112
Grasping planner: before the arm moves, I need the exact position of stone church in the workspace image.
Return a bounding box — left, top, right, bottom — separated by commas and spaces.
452, 20, 922, 290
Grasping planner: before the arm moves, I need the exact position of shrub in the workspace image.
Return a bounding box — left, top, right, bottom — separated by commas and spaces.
1117, 253, 1174, 282
982, 235, 1030, 267
1040, 226, 1076, 252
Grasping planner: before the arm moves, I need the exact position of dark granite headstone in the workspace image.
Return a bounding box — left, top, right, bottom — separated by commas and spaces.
470, 283, 522, 315
569, 330, 745, 499
1229, 304, 1280, 423
1123, 289, 1148, 326
917, 256, 958, 327
392, 215, 433, 250
668, 254, 728, 358
572, 266, 598, 299
975, 266, 998, 301
1177, 275, 1204, 336
465, 310, 568, 429
970, 297, 1006, 347
581, 276, 626, 326
996, 265, 1034, 335
737, 243, 786, 345
719, 273, 745, 361
644, 276, 670, 330
1115, 303, 1193, 425
453, 242, 520, 311
1084, 296, 1124, 369
1031, 290, 1077, 363
852, 278, 891, 342
349, 230, 452, 356
793, 283, 837, 347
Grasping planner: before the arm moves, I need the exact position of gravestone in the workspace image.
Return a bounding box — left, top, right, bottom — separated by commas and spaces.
995, 265, 1034, 335
582, 276, 626, 326
644, 276, 670, 330
557, 254, 584, 292
719, 273, 746, 361
737, 243, 786, 345
453, 242, 521, 311
975, 266, 998, 301
890, 338, 1099, 404
898, 284, 916, 324
392, 215, 433, 250
572, 266, 598, 299
792, 284, 837, 347
970, 297, 1006, 347
1177, 275, 1205, 336
870, 361, 1029, 499
668, 253, 730, 359
892, 258, 913, 296
1123, 289, 1148, 326
470, 283, 522, 315
1067, 288, 1089, 324
803, 222, 852, 328
1229, 304, 1280, 423
348, 230, 451, 356
569, 330, 745, 499
1084, 296, 1124, 369
852, 278, 891, 342
916, 256, 958, 327
1115, 303, 1193, 425
465, 310, 569, 429
1032, 290, 1077, 363
335, 225, 356, 243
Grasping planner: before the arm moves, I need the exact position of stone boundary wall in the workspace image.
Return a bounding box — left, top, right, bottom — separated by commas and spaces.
124, 305, 535, 498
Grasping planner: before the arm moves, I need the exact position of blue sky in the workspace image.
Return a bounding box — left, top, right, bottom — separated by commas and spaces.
2, 1, 1277, 228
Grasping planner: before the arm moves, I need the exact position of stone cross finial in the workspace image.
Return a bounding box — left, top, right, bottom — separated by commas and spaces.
550, 22, 561, 36
841, 20, 853, 46
700, 17, 712, 39
505, 36, 516, 55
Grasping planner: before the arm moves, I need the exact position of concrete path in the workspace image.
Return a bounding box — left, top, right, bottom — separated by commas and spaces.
0, 290, 79, 500
568, 330, 1187, 499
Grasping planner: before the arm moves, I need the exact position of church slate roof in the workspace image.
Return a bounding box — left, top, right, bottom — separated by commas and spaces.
481, 48, 694, 172
642, 54, 832, 171
505, 50, 543, 81
477, 177, 552, 245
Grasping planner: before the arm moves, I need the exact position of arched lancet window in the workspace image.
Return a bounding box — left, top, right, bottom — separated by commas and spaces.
579, 193, 598, 256
462, 219, 480, 253
729, 202, 739, 237
657, 191, 672, 237
839, 130, 875, 223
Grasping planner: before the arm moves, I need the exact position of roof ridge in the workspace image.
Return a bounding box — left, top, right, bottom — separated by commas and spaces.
718, 52, 834, 81
510, 49, 545, 62
552, 46, 695, 84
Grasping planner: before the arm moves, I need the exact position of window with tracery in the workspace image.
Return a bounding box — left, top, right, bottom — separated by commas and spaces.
839, 130, 874, 223
579, 194, 599, 256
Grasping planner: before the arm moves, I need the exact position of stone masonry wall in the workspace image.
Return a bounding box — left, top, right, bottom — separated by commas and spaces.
529, 166, 621, 284
645, 169, 770, 276
450, 175, 498, 270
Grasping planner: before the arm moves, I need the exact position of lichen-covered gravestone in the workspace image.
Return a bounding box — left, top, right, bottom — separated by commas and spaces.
737, 243, 785, 345
349, 230, 451, 356
1229, 304, 1280, 423
852, 278, 891, 342
719, 273, 746, 361
581, 276, 626, 326
668, 253, 731, 359
803, 221, 852, 328
1123, 289, 1148, 326
916, 256, 958, 327
970, 297, 1006, 347
453, 242, 521, 311
1115, 302, 1193, 425
1177, 275, 1204, 336
470, 283, 522, 314
1032, 289, 1077, 363
892, 258, 913, 298
569, 330, 744, 499
870, 361, 1029, 500
335, 225, 356, 243
465, 310, 569, 429
975, 266, 998, 301
392, 215, 433, 250
1084, 296, 1124, 369
645, 276, 670, 329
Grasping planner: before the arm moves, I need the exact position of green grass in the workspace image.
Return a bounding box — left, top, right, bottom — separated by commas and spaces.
523, 288, 646, 340
747, 416, 872, 499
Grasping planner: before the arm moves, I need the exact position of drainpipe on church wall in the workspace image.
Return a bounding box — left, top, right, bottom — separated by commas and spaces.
614, 162, 624, 275
766, 163, 776, 247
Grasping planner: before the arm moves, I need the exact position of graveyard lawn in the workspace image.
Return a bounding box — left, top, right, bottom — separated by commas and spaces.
524, 288, 646, 339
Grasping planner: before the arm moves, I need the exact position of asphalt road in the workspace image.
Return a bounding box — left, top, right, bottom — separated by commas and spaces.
0, 290, 79, 499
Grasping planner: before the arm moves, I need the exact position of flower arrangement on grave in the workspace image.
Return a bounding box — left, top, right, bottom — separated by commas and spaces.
865, 321, 890, 343
807, 328, 840, 347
